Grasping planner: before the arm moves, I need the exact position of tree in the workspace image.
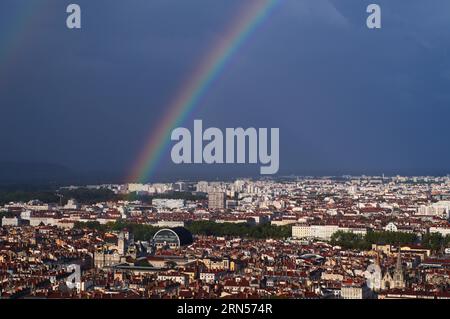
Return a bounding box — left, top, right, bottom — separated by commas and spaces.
422, 233, 444, 251
330, 230, 418, 250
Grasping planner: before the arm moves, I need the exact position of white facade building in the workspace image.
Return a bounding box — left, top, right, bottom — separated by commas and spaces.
152, 199, 185, 211
417, 201, 450, 219
341, 282, 370, 299
157, 273, 188, 285
64, 199, 80, 210
384, 222, 398, 232
1, 216, 19, 227
429, 226, 450, 237
292, 224, 367, 240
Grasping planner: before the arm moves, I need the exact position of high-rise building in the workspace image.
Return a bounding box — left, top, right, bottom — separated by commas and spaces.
173, 181, 187, 192
208, 192, 226, 210
196, 181, 209, 193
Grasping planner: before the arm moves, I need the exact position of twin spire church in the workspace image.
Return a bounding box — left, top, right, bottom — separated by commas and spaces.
365, 248, 406, 292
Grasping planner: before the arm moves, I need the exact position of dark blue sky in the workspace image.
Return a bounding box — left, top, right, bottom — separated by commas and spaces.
1, 0, 449, 182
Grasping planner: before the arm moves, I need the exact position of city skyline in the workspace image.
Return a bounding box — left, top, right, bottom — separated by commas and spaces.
1, 0, 450, 183
1, 176, 449, 299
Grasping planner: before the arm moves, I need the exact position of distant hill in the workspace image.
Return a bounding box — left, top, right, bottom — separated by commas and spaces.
0, 161, 77, 185
0, 161, 124, 186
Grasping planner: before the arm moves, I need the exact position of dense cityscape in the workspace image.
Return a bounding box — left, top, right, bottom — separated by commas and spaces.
0, 175, 449, 299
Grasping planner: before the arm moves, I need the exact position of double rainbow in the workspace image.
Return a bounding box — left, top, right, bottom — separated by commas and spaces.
129, 0, 281, 183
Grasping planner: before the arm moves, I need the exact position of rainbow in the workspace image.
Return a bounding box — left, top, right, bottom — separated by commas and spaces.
129, 0, 281, 183
0, 2, 45, 75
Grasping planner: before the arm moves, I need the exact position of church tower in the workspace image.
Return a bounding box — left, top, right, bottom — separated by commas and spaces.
393, 248, 405, 289
117, 231, 127, 255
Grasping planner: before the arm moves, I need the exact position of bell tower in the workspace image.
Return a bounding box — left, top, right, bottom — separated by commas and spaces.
393, 248, 405, 289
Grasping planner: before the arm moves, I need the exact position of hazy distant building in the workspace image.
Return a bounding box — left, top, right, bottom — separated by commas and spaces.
173, 182, 187, 192
127, 183, 153, 193
208, 192, 226, 210
196, 181, 209, 193
64, 199, 80, 210
417, 201, 450, 219
226, 200, 238, 209
152, 198, 185, 211
25, 200, 53, 211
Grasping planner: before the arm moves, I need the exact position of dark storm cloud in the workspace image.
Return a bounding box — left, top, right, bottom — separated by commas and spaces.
0, 0, 449, 182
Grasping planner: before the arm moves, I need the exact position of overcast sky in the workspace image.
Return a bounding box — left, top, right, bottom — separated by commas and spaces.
1, 0, 450, 181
